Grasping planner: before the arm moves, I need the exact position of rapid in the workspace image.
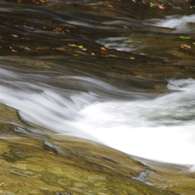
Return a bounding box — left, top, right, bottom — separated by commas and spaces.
1, 0, 195, 172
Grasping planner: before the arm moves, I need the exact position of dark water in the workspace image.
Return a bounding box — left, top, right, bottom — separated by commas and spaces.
1, 0, 195, 167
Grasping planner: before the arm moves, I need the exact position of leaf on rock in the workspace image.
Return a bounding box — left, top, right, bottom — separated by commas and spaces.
100, 47, 107, 51
180, 44, 191, 50
149, 2, 156, 7
12, 34, 18, 38
179, 36, 190, 39
53, 48, 66, 51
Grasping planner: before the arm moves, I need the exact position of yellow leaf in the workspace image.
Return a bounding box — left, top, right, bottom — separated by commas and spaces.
78, 45, 83, 49
129, 57, 135, 59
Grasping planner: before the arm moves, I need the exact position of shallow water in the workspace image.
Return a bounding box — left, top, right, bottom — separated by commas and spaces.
0, 0, 195, 174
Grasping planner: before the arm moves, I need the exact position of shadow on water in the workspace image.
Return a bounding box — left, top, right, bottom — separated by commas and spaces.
0, 0, 195, 194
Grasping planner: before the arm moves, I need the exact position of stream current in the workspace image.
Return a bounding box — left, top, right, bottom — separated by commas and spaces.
1, 0, 195, 169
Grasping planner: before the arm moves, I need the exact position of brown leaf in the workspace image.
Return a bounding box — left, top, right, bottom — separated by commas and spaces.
180, 44, 191, 50
12, 34, 18, 38
53, 48, 66, 51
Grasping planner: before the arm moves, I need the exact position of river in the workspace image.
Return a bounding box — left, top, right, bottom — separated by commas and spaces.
1, 0, 195, 193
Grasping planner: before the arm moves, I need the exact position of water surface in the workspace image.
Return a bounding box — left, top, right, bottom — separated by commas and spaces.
1, 0, 195, 170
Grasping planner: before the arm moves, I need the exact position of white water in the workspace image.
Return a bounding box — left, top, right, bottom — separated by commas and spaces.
97, 36, 146, 52
154, 14, 195, 32
98, 14, 195, 53
0, 67, 195, 169
71, 79, 195, 167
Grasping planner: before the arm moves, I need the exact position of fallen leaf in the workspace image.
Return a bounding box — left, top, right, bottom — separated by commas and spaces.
110, 55, 119, 57
53, 28, 69, 33
24, 47, 31, 51
68, 44, 77, 47
157, 4, 165, 9
179, 36, 190, 39
100, 47, 107, 51
180, 44, 191, 50
32, 0, 46, 5
12, 34, 18, 38
108, 4, 113, 8
21, 37, 30, 40
53, 28, 63, 32
11, 49, 18, 52
149, 2, 156, 7
78, 45, 83, 49
101, 55, 110, 57
53, 48, 66, 51
19, 190, 28, 193
20, 46, 31, 51
9, 46, 18, 52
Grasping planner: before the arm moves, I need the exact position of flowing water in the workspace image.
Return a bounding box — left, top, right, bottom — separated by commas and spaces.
1, 0, 195, 179
2, 67, 195, 166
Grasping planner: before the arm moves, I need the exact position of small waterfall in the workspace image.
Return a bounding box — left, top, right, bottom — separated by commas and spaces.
0, 67, 195, 166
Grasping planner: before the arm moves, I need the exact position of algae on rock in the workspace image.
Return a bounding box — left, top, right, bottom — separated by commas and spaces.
0, 103, 193, 195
